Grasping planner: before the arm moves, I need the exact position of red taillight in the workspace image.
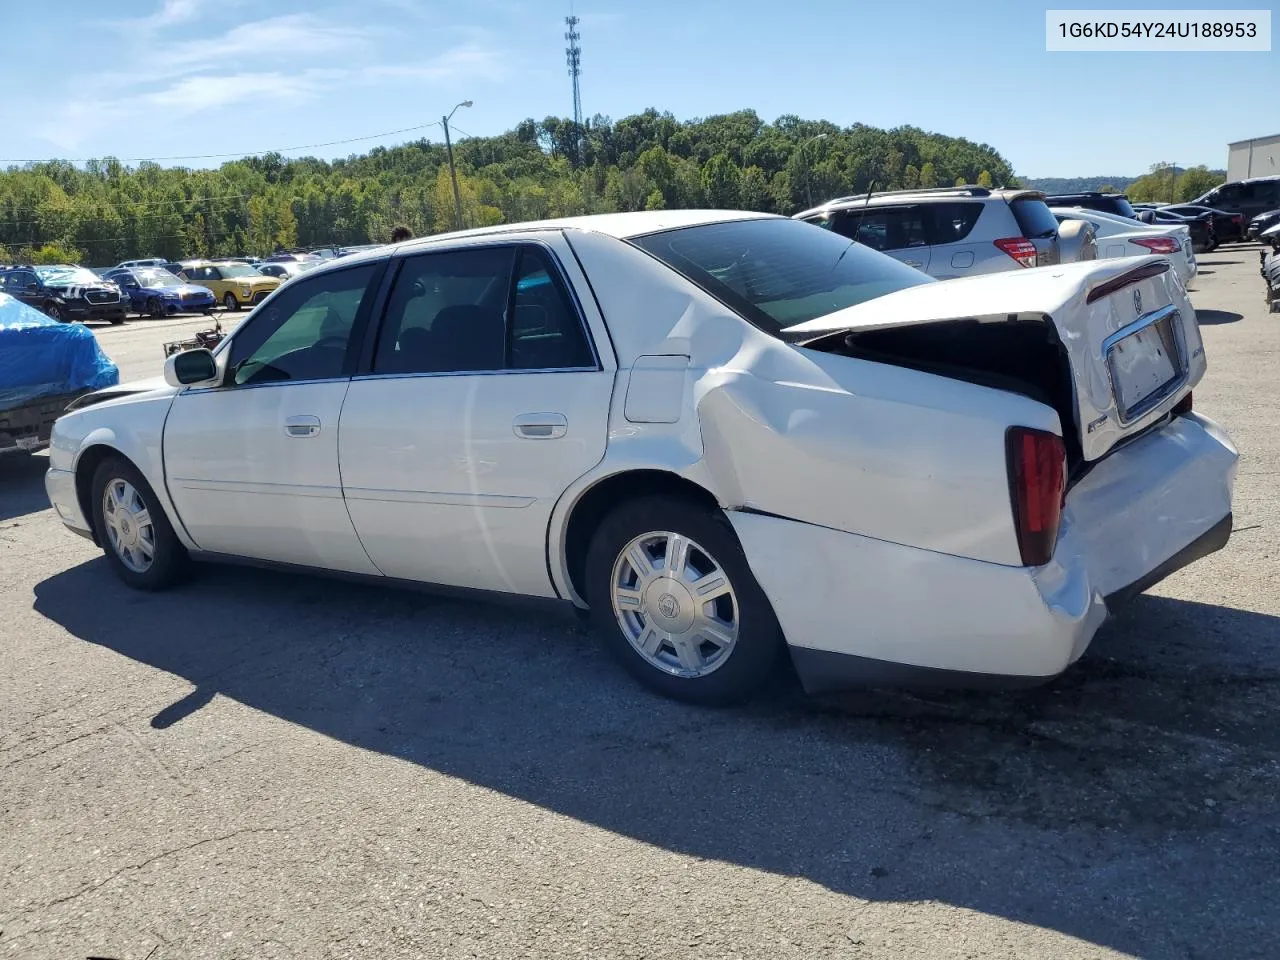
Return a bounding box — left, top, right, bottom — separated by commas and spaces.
1172, 391, 1193, 417
1132, 236, 1179, 255
1233, 215, 1243, 225
994, 237, 1038, 267
1006, 427, 1066, 567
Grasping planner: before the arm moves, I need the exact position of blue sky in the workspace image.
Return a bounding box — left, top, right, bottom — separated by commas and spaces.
1, 0, 1274, 177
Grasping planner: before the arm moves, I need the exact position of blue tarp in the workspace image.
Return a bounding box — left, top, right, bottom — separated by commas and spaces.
0, 293, 120, 408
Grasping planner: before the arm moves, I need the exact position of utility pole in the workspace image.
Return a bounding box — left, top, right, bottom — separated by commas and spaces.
443, 100, 472, 230
800, 133, 828, 209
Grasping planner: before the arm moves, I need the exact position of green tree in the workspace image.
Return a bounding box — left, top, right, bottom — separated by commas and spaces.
701, 153, 742, 208
739, 165, 771, 212
1175, 165, 1224, 203
918, 162, 938, 188
976, 170, 993, 188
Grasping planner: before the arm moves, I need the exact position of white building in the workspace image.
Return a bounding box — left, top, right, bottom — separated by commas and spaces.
1227, 134, 1280, 182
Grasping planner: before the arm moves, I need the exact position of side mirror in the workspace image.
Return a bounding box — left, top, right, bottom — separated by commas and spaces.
164, 348, 219, 387
26, 281, 39, 292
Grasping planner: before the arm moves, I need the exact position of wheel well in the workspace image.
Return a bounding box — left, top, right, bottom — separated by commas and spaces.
74, 445, 123, 542
561, 470, 720, 602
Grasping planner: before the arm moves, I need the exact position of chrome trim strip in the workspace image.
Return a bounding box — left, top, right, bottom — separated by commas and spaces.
342, 488, 535, 508
351, 366, 598, 383
173, 478, 343, 499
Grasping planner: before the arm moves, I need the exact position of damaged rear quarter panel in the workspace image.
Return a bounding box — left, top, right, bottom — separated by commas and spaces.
694, 346, 1061, 568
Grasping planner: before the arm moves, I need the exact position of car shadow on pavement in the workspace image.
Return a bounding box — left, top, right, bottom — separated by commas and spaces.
1196, 309, 1243, 324
0, 451, 51, 522
32, 559, 1280, 959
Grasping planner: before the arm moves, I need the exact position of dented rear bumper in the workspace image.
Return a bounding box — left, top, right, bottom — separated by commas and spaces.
729, 412, 1237, 693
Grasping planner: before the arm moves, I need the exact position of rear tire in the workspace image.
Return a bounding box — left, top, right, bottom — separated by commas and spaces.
584, 495, 784, 706
90, 455, 190, 591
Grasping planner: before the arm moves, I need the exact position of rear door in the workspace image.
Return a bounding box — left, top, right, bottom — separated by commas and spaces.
923, 201, 985, 277
338, 235, 614, 597
830, 206, 931, 274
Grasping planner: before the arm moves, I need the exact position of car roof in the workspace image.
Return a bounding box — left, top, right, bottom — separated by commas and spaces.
395, 209, 778, 249
793, 187, 1042, 220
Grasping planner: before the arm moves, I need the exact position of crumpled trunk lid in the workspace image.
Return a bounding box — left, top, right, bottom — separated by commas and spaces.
785, 256, 1206, 462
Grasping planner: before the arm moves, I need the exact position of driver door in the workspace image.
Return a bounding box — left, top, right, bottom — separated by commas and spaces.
162, 260, 387, 573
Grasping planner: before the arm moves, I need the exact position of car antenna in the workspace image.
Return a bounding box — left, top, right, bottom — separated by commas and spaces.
850, 180, 876, 245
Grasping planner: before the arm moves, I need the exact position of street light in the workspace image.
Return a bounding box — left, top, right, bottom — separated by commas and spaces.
800, 133, 828, 209
443, 100, 473, 230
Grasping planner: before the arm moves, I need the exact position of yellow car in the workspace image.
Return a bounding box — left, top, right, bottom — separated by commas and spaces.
178, 260, 280, 311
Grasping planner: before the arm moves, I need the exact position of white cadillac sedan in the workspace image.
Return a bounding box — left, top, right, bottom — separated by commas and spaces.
45, 211, 1237, 705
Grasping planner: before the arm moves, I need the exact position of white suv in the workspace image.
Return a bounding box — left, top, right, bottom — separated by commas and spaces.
795, 186, 1065, 279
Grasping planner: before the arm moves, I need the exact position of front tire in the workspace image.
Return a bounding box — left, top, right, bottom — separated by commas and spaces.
44, 303, 65, 322
91, 455, 189, 590
148, 297, 166, 319
222, 292, 240, 311
584, 495, 783, 706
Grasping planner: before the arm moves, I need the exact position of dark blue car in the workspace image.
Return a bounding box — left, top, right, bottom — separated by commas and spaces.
104, 267, 216, 317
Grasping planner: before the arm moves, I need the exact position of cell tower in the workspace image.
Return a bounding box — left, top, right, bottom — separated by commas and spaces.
564, 12, 584, 162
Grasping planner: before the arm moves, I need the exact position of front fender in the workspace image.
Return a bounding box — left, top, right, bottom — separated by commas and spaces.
52, 393, 194, 549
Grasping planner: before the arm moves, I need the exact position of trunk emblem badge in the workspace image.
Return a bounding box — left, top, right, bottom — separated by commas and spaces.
1133, 289, 1143, 315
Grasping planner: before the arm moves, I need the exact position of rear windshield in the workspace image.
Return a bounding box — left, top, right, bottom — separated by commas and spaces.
629, 218, 932, 337
1009, 198, 1060, 239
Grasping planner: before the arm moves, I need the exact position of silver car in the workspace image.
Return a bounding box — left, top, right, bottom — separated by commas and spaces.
795, 186, 1064, 279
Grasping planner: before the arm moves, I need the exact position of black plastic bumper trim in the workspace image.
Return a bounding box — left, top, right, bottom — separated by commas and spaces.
1102, 511, 1233, 607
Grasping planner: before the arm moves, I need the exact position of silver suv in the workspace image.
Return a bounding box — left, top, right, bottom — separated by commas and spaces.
794, 186, 1063, 279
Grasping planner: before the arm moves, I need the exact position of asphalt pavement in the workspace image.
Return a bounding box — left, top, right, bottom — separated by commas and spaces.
1, 248, 1277, 959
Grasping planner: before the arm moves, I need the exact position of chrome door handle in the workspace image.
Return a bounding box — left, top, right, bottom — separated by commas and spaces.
284, 415, 321, 438
513, 412, 567, 439
902, 259, 923, 268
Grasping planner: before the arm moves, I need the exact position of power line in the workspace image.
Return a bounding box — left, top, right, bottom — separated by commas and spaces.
0, 121, 445, 166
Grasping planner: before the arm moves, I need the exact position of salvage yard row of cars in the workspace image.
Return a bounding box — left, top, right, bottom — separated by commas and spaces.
34, 204, 1238, 705
0, 246, 379, 325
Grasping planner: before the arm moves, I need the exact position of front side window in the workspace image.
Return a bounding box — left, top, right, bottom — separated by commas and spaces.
227, 263, 381, 386
631, 217, 933, 335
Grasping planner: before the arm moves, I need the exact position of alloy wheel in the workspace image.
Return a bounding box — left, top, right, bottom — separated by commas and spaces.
102, 478, 156, 574
610, 530, 739, 678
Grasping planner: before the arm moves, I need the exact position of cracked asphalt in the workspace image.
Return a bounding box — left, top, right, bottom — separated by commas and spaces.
2, 248, 1278, 959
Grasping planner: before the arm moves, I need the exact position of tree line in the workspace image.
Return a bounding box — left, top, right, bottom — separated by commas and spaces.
0, 108, 1020, 266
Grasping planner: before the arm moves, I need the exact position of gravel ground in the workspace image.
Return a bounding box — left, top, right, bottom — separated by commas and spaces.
1, 248, 1277, 960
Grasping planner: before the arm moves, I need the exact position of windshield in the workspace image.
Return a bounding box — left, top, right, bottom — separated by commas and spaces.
220, 264, 261, 278
34, 266, 102, 285
630, 218, 932, 337
136, 269, 181, 287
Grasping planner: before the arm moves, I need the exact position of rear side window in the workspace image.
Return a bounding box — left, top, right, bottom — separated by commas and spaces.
509, 248, 595, 370
925, 202, 983, 244
829, 207, 928, 250
632, 217, 933, 335
1009, 198, 1060, 239
371, 244, 595, 375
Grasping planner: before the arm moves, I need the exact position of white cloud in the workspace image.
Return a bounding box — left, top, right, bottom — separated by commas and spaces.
366, 42, 511, 85
143, 71, 337, 112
